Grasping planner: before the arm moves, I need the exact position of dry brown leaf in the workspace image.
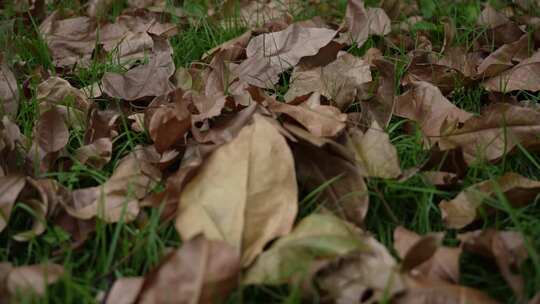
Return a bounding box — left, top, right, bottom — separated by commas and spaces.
285, 52, 372, 109
483, 50, 540, 92
105, 277, 144, 304
64, 155, 161, 223
237, 23, 336, 88
175, 114, 298, 266
315, 234, 405, 304
268, 93, 347, 137
395, 81, 472, 145
74, 137, 113, 169
362, 58, 396, 128
87, 0, 114, 17
478, 4, 510, 29
146, 91, 191, 152
347, 120, 401, 178
6, 263, 64, 297
291, 138, 369, 226
339, 0, 391, 48
395, 276, 500, 304
235, 0, 293, 28
394, 227, 461, 283
477, 34, 529, 77
0, 62, 19, 120
439, 103, 540, 163
36, 107, 69, 153
440, 172, 540, 229
36, 77, 92, 127
459, 229, 528, 298
136, 235, 240, 304
0, 175, 26, 232
244, 213, 366, 285
102, 46, 175, 100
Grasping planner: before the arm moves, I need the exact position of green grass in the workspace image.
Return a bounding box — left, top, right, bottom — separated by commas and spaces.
1, 0, 540, 303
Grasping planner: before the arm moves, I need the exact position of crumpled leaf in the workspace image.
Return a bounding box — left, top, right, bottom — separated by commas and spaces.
477, 34, 530, 78
0, 62, 19, 119
339, 0, 391, 48
440, 172, 540, 229
87, 0, 114, 17
137, 236, 240, 304
63, 154, 161, 223
234, 0, 294, 28
244, 213, 365, 285
237, 23, 336, 88
459, 229, 528, 298
146, 90, 191, 152
175, 114, 298, 266
268, 93, 347, 137
4, 263, 64, 297
35, 107, 69, 153
0, 175, 26, 232
362, 58, 396, 128
285, 52, 372, 109
315, 233, 405, 304
74, 137, 113, 169
102, 45, 175, 100
346, 120, 401, 179
439, 103, 540, 163
36, 77, 92, 127
394, 227, 461, 283
289, 129, 369, 226
395, 81, 473, 145
483, 50, 540, 92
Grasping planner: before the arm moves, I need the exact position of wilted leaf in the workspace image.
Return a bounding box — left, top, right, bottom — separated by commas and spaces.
394, 227, 461, 283
285, 52, 372, 109
477, 34, 529, 77
6, 263, 64, 296
102, 47, 175, 100
237, 23, 336, 88
315, 234, 405, 304
440, 172, 540, 229
268, 93, 347, 137
459, 229, 528, 298
339, 0, 391, 48
36, 107, 69, 153
347, 120, 401, 179
74, 138, 113, 169
483, 50, 540, 92
87, 0, 114, 17
105, 277, 144, 304
137, 236, 240, 304
362, 58, 396, 128
0, 175, 26, 232
0, 62, 19, 119
176, 114, 298, 266
439, 103, 540, 163
63, 155, 161, 222
234, 0, 293, 28
244, 213, 365, 285
395, 81, 472, 145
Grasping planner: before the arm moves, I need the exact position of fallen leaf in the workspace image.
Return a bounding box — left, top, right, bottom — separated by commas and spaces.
105, 277, 144, 304
0, 62, 19, 119
477, 34, 530, 78
176, 114, 298, 266
244, 213, 365, 285
362, 58, 396, 128
137, 236, 241, 304
87, 0, 114, 17
459, 229, 528, 298
440, 172, 540, 229
439, 103, 540, 163
74, 137, 113, 169
395, 81, 472, 145
339, 0, 391, 48
35, 107, 69, 153
285, 52, 372, 109
315, 234, 405, 304
63, 154, 161, 222
347, 120, 401, 179
6, 263, 64, 296
291, 138, 369, 226
0, 175, 26, 232
237, 23, 336, 88
394, 227, 461, 283
395, 276, 500, 304
483, 50, 540, 92
102, 46, 175, 100
268, 93, 347, 137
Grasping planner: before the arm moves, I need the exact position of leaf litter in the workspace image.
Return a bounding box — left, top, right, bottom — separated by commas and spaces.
1, 0, 540, 303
